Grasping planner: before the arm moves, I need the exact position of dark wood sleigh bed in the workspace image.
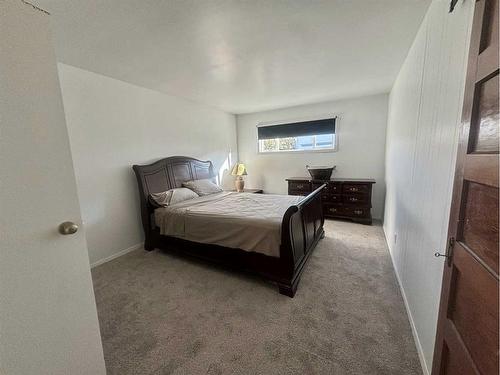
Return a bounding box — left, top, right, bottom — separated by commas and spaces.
133, 156, 325, 297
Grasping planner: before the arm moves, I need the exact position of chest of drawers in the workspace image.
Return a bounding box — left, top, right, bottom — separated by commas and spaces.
286, 177, 376, 225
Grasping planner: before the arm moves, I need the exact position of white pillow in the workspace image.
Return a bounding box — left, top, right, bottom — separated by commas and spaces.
149, 187, 199, 207
183, 178, 223, 196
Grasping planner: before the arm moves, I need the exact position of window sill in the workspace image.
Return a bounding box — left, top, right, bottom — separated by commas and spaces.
257, 148, 337, 155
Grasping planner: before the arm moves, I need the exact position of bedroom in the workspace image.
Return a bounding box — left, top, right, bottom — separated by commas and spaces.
1, 0, 498, 374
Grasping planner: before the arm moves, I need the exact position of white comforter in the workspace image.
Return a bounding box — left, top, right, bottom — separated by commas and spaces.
154, 192, 302, 257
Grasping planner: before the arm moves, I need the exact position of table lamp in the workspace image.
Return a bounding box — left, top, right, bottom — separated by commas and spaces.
231, 163, 247, 192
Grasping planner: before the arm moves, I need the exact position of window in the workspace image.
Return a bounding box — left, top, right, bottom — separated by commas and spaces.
258, 117, 336, 153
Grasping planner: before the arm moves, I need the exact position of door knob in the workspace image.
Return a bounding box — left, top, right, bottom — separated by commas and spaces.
59, 221, 78, 235
434, 237, 455, 266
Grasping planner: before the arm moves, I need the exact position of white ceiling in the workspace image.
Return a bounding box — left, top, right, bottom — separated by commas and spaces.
34, 0, 430, 114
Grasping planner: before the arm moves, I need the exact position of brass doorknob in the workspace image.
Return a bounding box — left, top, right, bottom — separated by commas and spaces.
59, 221, 78, 235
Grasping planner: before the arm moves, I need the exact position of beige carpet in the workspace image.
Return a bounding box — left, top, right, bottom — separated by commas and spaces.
92, 220, 421, 375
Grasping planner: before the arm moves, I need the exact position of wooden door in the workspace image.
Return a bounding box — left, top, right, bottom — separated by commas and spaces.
432, 0, 499, 374
0, 1, 106, 374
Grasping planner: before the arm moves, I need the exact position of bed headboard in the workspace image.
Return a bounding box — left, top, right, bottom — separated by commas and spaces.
132, 156, 215, 249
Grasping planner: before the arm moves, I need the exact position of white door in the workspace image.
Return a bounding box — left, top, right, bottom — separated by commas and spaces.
0, 1, 106, 374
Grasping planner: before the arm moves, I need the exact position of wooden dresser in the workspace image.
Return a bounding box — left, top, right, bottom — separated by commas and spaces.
286, 177, 376, 224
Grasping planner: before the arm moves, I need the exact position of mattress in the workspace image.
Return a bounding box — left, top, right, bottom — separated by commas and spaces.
154, 192, 302, 257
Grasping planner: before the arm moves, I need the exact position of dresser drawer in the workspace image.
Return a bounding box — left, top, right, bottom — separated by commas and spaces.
343, 184, 369, 194
322, 193, 342, 203
289, 189, 309, 196
326, 183, 341, 193
324, 204, 370, 218
324, 204, 343, 216
343, 194, 369, 205
288, 181, 311, 192
343, 206, 370, 218
312, 182, 322, 189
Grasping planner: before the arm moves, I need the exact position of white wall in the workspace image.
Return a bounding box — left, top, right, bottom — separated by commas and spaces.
383, 0, 474, 373
236, 94, 388, 219
58, 64, 237, 266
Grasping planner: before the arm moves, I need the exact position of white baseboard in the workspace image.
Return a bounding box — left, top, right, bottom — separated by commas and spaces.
90, 242, 143, 268
383, 229, 429, 375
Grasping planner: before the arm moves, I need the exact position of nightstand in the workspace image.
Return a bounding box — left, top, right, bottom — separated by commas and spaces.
228, 188, 263, 194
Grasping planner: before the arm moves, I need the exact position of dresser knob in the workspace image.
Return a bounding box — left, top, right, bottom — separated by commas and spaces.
354, 210, 363, 215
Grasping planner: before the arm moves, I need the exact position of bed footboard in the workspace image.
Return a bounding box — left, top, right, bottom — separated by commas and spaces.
278, 184, 326, 297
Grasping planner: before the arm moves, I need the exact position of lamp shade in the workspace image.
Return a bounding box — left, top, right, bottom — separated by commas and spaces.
231, 163, 247, 176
